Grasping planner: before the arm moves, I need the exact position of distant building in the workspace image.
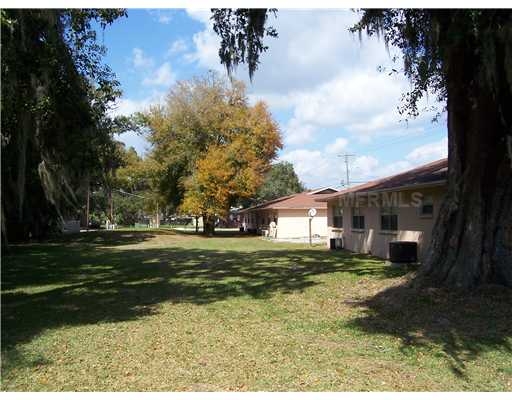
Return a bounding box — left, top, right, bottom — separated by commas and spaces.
61, 219, 81, 234
317, 159, 447, 261
239, 188, 338, 240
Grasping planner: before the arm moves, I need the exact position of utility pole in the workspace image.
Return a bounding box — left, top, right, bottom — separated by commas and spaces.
110, 191, 114, 223
156, 201, 160, 228
308, 217, 312, 246
86, 179, 90, 231
338, 154, 356, 187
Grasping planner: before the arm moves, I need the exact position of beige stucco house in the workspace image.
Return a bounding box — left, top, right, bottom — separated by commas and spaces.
239, 188, 337, 240
317, 159, 447, 261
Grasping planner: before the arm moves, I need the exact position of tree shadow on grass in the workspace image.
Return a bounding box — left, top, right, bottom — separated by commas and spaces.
55, 229, 172, 245
346, 281, 512, 378
2, 232, 402, 353
174, 229, 256, 238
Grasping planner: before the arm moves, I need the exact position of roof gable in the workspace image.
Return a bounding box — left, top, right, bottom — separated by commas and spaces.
240, 188, 339, 212
308, 187, 338, 195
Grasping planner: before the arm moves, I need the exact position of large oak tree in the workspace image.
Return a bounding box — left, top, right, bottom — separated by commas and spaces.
1, 9, 127, 242
144, 73, 282, 234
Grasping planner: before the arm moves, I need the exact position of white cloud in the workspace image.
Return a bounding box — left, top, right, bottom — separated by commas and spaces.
110, 98, 151, 117
283, 118, 317, 145
279, 143, 352, 188
167, 39, 188, 56
277, 135, 447, 189
147, 10, 175, 25
184, 29, 222, 71
184, 9, 221, 69
186, 9, 211, 25
250, 10, 387, 93
186, 10, 397, 92
247, 92, 294, 110
284, 71, 424, 139
158, 15, 172, 24
325, 137, 349, 155
185, 8, 445, 147
132, 48, 154, 69
350, 155, 381, 181
376, 160, 413, 178
251, 69, 443, 144
349, 137, 448, 183
301, 72, 401, 126
280, 149, 337, 189
142, 62, 176, 87
109, 91, 166, 117
342, 156, 412, 185
406, 137, 448, 163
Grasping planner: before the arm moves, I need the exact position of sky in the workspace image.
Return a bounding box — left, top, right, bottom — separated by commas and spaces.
102, 8, 448, 189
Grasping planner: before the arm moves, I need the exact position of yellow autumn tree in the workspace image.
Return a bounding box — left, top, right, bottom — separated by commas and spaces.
181, 138, 266, 235
145, 72, 282, 234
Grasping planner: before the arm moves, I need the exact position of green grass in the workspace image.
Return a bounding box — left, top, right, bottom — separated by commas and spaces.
2, 229, 511, 391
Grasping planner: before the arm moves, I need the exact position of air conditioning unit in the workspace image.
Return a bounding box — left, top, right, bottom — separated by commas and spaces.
389, 241, 417, 263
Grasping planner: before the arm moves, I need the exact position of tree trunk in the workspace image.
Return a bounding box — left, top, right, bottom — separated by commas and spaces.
419, 31, 512, 288
108, 188, 113, 226
86, 181, 90, 230
155, 201, 160, 228
202, 214, 215, 236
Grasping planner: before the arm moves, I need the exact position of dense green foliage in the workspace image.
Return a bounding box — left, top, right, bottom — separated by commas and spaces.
1, 9, 127, 241
246, 161, 305, 206
87, 144, 149, 227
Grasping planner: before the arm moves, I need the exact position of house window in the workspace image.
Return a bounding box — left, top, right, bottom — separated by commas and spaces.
381, 206, 398, 231
333, 205, 343, 228
420, 195, 434, 217
352, 207, 365, 229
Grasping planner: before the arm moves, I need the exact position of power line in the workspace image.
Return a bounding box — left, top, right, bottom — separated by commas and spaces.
113, 188, 146, 199
359, 130, 446, 153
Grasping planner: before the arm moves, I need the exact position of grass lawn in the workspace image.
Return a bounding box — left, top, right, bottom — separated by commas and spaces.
2, 229, 511, 391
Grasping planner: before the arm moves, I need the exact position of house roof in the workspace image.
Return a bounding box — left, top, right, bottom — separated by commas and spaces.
240, 188, 338, 213
318, 158, 448, 202
308, 187, 338, 195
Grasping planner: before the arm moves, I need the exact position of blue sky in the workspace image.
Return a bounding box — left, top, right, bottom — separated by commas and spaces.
102, 8, 448, 189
